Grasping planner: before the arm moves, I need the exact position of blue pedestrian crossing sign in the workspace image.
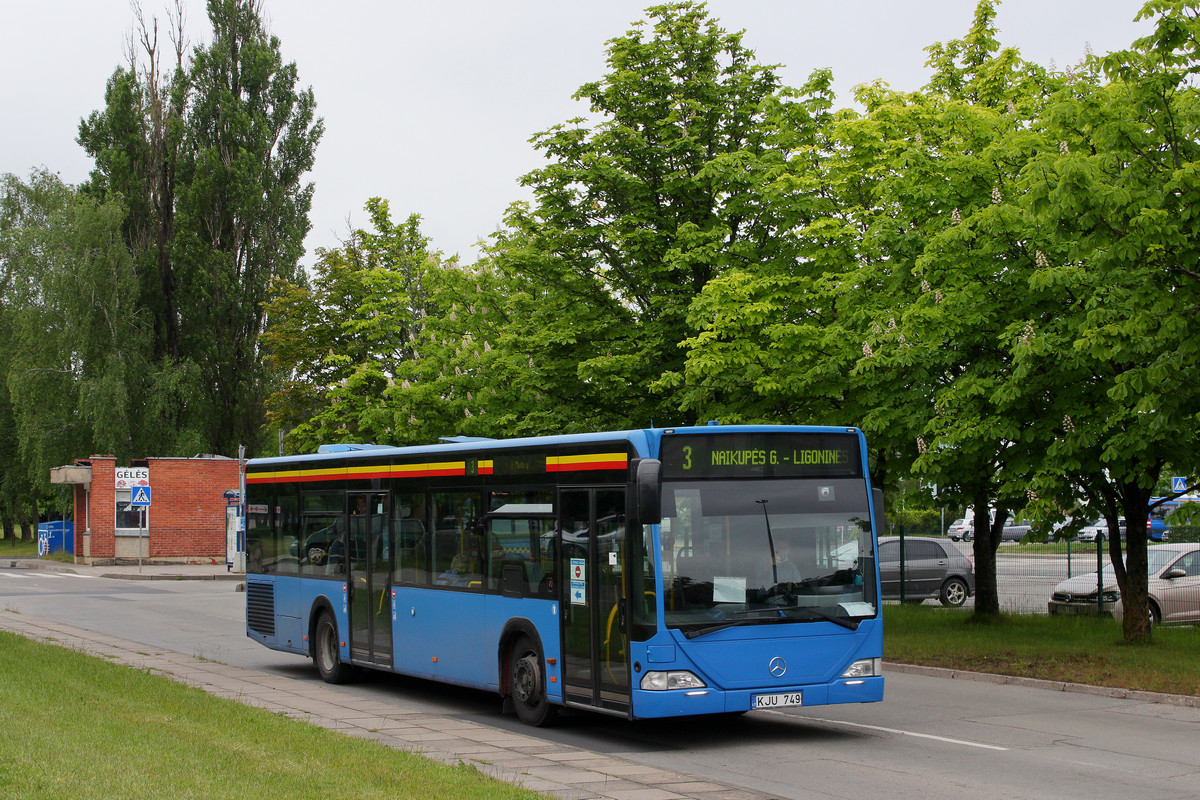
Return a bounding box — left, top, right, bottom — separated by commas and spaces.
1172, 477, 1188, 494
130, 486, 152, 506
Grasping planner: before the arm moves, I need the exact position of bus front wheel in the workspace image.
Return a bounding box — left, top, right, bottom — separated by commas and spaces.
509, 635, 556, 727
314, 610, 353, 684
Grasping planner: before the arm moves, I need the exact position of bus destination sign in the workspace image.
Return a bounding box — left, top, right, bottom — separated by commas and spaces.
660, 432, 862, 479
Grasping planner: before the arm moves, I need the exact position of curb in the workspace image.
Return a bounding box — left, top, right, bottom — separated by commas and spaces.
98, 572, 244, 581
885, 661, 1200, 708
5, 558, 243, 582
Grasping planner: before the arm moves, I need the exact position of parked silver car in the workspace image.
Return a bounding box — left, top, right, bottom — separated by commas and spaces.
877, 537, 975, 607
1047, 544, 1196, 617
1112, 544, 1200, 625
1000, 520, 1032, 542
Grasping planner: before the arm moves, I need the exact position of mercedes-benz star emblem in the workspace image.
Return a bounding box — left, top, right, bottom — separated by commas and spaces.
769, 657, 787, 677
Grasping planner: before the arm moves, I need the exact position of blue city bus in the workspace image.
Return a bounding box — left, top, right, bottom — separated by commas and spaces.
1148, 495, 1198, 541
243, 424, 884, 725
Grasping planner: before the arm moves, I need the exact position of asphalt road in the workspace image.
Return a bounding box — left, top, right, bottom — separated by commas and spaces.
3, 567, 1198, 800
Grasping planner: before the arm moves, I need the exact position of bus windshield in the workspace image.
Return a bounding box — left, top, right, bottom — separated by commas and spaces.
660, 478, 876, 633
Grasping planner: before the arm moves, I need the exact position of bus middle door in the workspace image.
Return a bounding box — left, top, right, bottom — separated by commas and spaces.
348, 492, 393, 669
559, 487, 631, 715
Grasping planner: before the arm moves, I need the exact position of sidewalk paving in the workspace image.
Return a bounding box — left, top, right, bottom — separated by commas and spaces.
0, 558, 777, 800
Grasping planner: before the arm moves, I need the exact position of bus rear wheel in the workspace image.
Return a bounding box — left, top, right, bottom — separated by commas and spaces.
314, 610, 353, 684
509, 635, 556, 727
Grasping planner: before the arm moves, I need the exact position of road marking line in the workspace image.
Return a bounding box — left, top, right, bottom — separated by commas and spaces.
780, 713, 1009, 751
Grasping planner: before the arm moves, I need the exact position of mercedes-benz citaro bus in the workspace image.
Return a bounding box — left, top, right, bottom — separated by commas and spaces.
243, 424, 884, 726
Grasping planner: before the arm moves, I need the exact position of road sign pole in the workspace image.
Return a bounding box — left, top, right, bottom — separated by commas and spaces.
129, 485, 152, 573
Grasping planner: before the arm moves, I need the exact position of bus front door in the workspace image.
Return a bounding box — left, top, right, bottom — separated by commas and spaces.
559, 487, 631, 715
348, 492, 393, 668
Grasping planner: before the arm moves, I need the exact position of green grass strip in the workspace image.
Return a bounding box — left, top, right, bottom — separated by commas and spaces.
0, 632, 542, 800
884, 605, 1200, 696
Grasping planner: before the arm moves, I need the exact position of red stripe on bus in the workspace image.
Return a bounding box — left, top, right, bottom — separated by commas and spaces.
547, 459, 628, 472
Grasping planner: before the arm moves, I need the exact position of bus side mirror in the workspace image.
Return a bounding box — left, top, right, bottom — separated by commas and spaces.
634, 458, 662, 525
871, 488, 885, 536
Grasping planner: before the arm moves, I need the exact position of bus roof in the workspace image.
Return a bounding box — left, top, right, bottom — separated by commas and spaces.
247, 424, 864, 467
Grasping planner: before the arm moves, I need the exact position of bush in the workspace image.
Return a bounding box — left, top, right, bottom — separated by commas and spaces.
1166, 524, 1200, 543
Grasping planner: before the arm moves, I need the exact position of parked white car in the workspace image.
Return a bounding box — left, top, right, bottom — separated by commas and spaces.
947, 518, 973, 541
1112, 544, 1200, 625
1075, 518, 1125, 543
1048, 544, 1197, 619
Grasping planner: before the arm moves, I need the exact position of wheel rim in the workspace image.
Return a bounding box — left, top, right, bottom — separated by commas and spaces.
513, 652, 540, 705
945, 581, 965, 605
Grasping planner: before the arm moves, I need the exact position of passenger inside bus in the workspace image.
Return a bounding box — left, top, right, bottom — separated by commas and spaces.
772, 538, 805, 583
436, 553, 474, 586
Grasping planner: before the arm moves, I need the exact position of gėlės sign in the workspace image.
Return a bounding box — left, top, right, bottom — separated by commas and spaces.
114, 466, 150, 488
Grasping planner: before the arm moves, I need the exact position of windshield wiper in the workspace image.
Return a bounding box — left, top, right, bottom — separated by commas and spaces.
680, 616, 792, 639
770, 605, 861, 630
681, 606, 860, 638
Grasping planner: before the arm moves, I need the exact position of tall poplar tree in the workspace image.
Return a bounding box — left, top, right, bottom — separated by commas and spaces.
78, 0, 322, 457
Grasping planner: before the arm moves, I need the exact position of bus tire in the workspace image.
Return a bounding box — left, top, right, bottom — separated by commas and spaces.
509, 635, 556, 727
314, 610, 353, 684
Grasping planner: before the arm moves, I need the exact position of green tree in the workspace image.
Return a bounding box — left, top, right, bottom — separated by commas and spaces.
263, 200, 445, 452
1012, 0, 1200, 641
175, 0, 322, 455
78, 0, 322, 458
0, 171, 149, 522
678, 1, 1059, 616
488, 1, 806, 432
77, 5, 188, 366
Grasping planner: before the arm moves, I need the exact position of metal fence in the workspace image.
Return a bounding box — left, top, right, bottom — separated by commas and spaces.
890, 527, 1200, 619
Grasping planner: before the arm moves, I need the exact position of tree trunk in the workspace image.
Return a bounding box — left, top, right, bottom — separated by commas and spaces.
18, 496, 36, 542
1116, 483, 1153, 643
970, 488, 1001, 617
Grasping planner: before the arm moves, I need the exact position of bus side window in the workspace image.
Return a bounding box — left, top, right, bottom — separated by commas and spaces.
432, 491, 485, 589
393, 493, 429, 585
487, 517, 555, 597
275, 493, 300, 576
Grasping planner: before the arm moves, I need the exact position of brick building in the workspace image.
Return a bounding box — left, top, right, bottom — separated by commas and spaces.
51, 455, 242, 566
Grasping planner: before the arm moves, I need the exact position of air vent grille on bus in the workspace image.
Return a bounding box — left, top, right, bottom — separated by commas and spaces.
246, 582, 275, 636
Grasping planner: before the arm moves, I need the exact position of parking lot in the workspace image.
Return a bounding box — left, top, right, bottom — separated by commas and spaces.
906, 539, 1121, 614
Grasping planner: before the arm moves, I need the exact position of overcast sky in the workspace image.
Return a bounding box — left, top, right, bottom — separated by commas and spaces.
2, 1, 1152, 266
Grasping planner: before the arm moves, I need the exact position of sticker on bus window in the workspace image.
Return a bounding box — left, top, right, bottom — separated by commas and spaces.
570, 557, 586, 605
713, 576, 747, 604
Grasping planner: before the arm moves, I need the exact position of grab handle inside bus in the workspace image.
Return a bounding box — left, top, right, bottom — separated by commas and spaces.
634, 458, 662, 525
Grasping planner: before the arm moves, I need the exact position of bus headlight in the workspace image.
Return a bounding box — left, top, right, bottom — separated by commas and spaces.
640, 670, 706, 691
841, 658, 882, 679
